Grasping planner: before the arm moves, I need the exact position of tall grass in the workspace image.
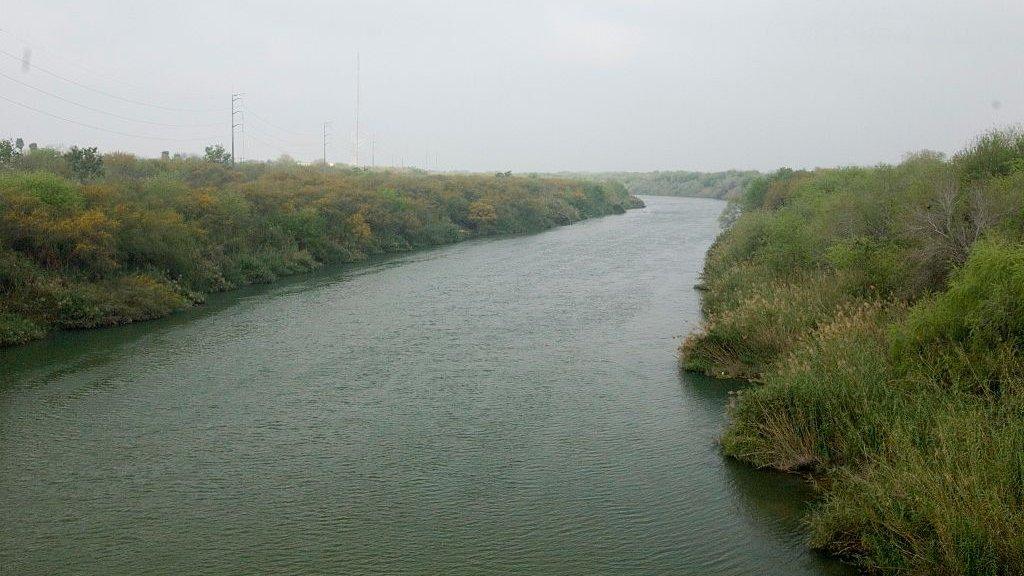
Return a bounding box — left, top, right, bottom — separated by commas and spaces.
682, 129, 1024, 573
681, 274, 850, 379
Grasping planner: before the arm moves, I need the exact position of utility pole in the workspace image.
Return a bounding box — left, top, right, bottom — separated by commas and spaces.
322, 121, 331, 183
231, 93, 243, 165
354, 51, 361, 166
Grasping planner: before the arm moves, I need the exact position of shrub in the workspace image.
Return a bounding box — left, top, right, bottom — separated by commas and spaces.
0, 171, 83, 211
57, 274, 190, 329
898, 238, 1024, 352
955, 129, 1024, 183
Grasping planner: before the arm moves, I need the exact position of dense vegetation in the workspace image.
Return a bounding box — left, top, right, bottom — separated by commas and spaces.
0, 142, 641, 346
681, 129, 1024, 574
556, 170, 760, 200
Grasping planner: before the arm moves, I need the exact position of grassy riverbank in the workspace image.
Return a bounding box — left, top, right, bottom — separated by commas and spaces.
0, 145, 641, 346
681, 129, 1024, 574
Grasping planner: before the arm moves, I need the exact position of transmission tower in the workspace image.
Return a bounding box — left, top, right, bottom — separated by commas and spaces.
231, 93, 243, 165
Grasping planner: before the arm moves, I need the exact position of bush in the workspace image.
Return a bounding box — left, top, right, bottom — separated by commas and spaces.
899, 238, 1024, 352
57, 274, 190, 329
0, 171, 82, 211
955, 129, 1024, 183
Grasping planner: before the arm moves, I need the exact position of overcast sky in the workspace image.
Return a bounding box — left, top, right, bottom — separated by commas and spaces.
1, 1, 1022, 172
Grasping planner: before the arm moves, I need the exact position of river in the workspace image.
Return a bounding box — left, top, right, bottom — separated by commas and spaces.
0, 195, 849, 575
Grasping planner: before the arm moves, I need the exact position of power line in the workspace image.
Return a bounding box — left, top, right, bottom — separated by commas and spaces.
0, 29, 363, 161
0, 48, 220, 113
0, 69, 223, 128
0, 27, 216, 101
245, 132, 289, 159
246, 109, 320, 138
245, 125, 320, 149
0, 93, 220, 142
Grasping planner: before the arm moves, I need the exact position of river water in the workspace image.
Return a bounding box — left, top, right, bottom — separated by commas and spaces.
0, 196, 849, 575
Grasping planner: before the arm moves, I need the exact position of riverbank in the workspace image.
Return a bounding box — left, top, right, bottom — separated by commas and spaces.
0, 149, 642, 347
680, 129, 1024, 573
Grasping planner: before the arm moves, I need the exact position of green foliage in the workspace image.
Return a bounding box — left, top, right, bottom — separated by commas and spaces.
63, 146, 104, 181
809, 400, 1024, 575
721, 301, 901, 470
683, 128, 1024, 573
0, 171, 83, 210
954, 129, 1024, 182
0, 148, 639, 345
899, 238, 1024, 352
681, 274, 849, 379
554, 170, 760, 200
0, 312, 45, 346
0, 139, 18, 165
16, 146, 71, 175
57, 274, 191, 329
203, 144, 233, 165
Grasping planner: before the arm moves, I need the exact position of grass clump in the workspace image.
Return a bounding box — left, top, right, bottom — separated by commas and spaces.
681, 274, 849, 379
720, 301, 900, 471
0, 312, 45, 346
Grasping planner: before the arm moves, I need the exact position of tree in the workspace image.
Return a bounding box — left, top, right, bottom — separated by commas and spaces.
0, 140, 16, 164
203, 144, 232, 165
63, 146, 104, 181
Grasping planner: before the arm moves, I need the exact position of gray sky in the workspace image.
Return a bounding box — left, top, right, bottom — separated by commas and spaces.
2, 1, 1022, 172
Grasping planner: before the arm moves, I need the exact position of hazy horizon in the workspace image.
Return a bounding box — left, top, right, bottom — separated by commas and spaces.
2, 1, 1021, 172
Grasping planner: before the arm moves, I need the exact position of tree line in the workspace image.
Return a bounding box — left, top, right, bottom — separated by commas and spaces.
0, 142, 642, 346
553, 170, 760, 200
